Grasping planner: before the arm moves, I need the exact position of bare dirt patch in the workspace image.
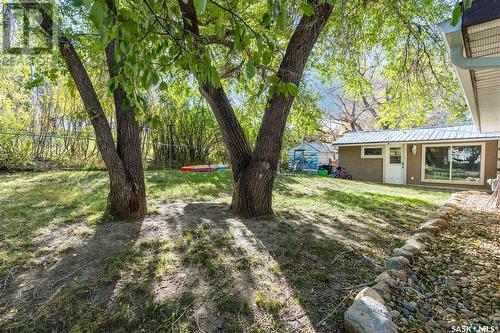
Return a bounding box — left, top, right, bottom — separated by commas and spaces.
0, 196, 437, 332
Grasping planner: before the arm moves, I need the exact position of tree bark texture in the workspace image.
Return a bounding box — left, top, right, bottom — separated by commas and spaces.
180, 0, 333, 217
105, 0, 147, 218
34, 3, 146, 219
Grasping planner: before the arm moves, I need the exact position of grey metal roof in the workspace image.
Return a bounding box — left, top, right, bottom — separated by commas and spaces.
332, 125, 500, 146
305, 142, 332, 152
290, 142, 332, 152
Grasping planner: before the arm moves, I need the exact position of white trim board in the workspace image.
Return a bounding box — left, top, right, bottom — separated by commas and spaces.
360, 146, 384, 159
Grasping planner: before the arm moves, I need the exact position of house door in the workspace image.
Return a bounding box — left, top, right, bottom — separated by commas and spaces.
293, 150, 305, 171
385, 145, 405, 184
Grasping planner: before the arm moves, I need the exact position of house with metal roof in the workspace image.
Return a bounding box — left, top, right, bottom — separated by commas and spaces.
332, 125, 500, 190
288, 142, 336, 173
439, 0, 500, 133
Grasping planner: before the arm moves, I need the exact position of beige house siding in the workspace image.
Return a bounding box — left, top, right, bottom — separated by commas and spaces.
319, 151, 334, 165
338, 141, 498, 190
338, 146, 383, 182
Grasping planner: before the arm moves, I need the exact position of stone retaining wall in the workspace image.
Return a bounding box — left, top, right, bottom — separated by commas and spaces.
343, 191, 468, 333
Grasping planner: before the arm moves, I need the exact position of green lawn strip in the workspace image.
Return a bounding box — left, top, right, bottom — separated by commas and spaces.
0, 171, 449, 330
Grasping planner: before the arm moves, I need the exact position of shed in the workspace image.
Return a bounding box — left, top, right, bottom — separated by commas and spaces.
288, 142, 336, 172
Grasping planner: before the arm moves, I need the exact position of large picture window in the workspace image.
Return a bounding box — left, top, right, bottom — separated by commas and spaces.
423, 144, 483, 184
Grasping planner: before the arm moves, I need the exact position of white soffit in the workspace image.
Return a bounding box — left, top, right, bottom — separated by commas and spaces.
464, 18, 500, 133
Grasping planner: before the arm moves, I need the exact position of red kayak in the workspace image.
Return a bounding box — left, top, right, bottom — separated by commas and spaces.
180, 165, 227, 172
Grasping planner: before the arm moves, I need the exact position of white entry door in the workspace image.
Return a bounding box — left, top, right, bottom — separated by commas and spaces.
385, 145, 405, 184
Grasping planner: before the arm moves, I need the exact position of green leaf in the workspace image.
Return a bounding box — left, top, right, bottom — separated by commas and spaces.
150, 71, 160, 86
299, 2, 315, 16
193, 0, 207, 15
151, 116, 161, 129
246, 59, 256, 79
277, 11, 288, 29
450, 4, 462, 27
108, 77, 118, 92
286, 82, 299, 96
261, 13, 271, 29
119, 41, 127, 54
463, 0, 473, 9
276, 1, 288, 29
120, 20, 136, 42
71, 0, 83, 7
159, 82, 168, 91
89, 0, 107, 28
215, 16, 224, 38
261, 51, 271, 66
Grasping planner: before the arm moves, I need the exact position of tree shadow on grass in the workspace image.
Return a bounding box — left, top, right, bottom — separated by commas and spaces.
0, 172, 108, 281
0, 216, 144, 331
1, 202, 292, 332
320, 189, 437, 230
0, 183, 442, 333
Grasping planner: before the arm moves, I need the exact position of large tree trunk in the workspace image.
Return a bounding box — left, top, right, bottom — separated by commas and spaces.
104, 0, 147, 218
199, 85, 265, 216
206, 2, 332, 216
180, 0, 332, 217
35, 5, 146, 219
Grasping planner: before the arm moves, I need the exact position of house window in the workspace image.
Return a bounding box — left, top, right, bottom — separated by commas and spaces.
422, 144, 483, 184
361, 147, 383, 158
389, 148, 402, 164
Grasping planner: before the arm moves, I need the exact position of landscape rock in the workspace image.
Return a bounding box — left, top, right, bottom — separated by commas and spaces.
344, 296, 392, 333
390, 310, 400, 319
412, 232, 435, 242
373, 281, 392, 298
418, 224, 441, 235
430, 212, 448, 220
375, 272, 397, 287
354, 287, 385, 305
402, 301, 417, 312
392, 248, 413, 258
401, 238, 425, 254
444, 202, 458, 209
425, 219, 449, 229
385, 256, 410, 270
386, 270, 407, 282
384, 192, 498, 332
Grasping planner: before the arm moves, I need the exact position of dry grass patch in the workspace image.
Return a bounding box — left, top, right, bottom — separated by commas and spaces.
0, 171, 449, 332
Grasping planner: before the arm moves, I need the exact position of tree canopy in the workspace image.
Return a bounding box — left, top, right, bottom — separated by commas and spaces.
1, 0, 467, 217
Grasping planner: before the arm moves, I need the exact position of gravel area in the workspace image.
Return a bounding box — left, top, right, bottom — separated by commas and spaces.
386, 193, 500, 332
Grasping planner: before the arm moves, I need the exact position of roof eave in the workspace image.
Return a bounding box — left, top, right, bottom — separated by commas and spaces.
439, 18, 500, 133
332, 136, 500, 146
439, 19, 482, 132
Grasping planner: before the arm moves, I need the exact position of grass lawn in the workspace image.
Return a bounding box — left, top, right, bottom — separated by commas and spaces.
0, 170, 450, 332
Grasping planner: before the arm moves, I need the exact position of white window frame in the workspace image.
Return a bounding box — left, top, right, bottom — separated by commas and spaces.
361, 146, 384, 159
421, 142, 485, 185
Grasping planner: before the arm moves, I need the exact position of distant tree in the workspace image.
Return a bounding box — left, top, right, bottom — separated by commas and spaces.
315, 1, 469, 130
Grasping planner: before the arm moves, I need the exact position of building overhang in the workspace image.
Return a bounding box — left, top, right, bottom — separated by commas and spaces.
439, 1, 500, 133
